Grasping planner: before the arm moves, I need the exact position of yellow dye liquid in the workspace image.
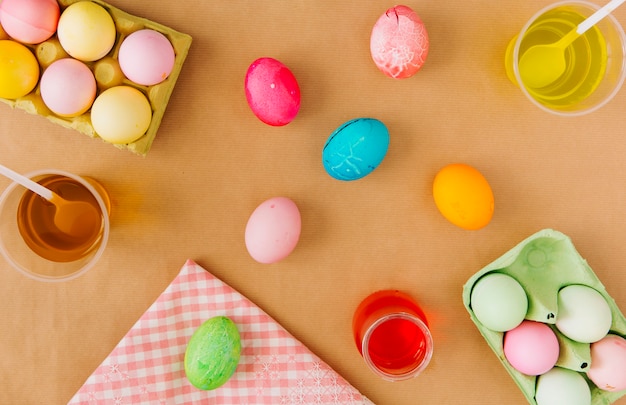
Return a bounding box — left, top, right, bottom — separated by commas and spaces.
16, 175, 107, 263
510, 6, 608, 109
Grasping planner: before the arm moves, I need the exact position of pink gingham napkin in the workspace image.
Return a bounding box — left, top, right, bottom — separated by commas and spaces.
68, 259, 373, 405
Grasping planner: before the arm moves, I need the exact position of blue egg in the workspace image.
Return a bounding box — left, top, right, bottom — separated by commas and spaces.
322, 118, 390, 181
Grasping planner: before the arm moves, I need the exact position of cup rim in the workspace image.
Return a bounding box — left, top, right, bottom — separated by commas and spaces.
0, 169, 110, 282
511, 0, 626, 116
361, 311, 434, 381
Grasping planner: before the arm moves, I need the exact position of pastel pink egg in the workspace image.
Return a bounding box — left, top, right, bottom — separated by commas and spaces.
503, 320, 559, 376
40, 58, 96, 117
245, 197, 301, 264
0, 0, 59, 44
245, 57, 301, 126
588, 334, 626, 392
370, 5, 429, 79
118, 29, 175, 86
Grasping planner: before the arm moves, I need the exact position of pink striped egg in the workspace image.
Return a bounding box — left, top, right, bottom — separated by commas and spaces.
370, 5, 429, 79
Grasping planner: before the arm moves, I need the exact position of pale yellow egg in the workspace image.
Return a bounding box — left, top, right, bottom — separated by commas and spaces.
91, 86, 152, 144
57, 1, 116, 62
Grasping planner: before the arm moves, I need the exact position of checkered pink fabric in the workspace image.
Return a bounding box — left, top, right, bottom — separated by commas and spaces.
68, 259, 373, 405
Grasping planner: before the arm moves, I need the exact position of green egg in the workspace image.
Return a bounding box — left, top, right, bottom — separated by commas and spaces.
184, 316, 241, 390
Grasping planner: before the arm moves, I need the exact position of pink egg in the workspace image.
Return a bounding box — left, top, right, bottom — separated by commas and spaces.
503, 320, 559, 376
245, 197, 301, 264
118, 29, 175, 86
0, 0, 59, 44
588, 334, 626, 392
245, 57, 301, 126
370, 5, 429, 79
40, 58, 97, 117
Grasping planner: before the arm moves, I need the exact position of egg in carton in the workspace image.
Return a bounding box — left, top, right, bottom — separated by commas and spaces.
0, 0, 192, 156
462, 229, 626, 405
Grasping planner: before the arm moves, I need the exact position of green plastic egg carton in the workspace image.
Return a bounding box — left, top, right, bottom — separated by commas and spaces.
462, 229, 626, 405
0, 0, 192, 156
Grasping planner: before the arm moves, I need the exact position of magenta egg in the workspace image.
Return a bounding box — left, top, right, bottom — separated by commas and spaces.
370, 5, 429, 79
244, 57, 301, 126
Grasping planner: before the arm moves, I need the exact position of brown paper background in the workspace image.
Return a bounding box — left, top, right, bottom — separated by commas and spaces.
1, 1, 626, 404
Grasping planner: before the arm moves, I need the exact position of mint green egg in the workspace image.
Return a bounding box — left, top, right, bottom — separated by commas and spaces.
184, 316, 241, 390
470, 272, 528, 332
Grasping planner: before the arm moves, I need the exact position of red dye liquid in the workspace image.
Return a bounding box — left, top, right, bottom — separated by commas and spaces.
353, 290, 431, 377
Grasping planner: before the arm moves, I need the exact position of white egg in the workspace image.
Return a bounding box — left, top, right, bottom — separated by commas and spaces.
535, 367, 591, 405
555, 285, 612, 343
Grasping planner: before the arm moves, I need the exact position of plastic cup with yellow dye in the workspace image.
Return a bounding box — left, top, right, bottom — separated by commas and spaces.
505, 1, 626, 116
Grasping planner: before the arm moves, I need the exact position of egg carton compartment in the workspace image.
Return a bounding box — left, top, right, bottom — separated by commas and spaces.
0, 0, 192, 156
462, 229, 626, 405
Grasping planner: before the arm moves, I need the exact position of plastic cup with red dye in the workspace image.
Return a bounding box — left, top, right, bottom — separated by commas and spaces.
352, 290, 433, 381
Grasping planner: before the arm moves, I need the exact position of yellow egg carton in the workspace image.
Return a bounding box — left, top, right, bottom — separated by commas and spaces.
462, 229, 626, 405
0, 0, 192, 156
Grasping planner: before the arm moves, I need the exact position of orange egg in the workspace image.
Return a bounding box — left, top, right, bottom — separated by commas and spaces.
0, 40, 40, 99
433, 163, 494, 230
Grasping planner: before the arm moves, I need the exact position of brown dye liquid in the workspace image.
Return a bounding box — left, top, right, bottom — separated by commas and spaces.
16, 175, 104, 262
